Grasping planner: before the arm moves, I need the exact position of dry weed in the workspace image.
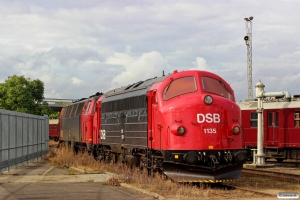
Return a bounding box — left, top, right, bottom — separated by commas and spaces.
48, 143, 293, 200
47, 145, 105, 172
47, 145, 216, 199
108, 178, 121, 186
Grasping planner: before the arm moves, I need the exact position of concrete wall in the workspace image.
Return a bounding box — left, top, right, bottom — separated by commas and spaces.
0, 109, 49, 174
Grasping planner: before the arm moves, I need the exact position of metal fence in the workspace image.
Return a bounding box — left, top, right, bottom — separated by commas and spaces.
0, 109, 49, 174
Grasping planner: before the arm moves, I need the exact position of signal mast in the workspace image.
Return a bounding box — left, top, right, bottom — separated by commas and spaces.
244, 16, 253, 100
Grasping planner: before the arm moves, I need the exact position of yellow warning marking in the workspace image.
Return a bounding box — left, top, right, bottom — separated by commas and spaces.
208, 146, 214, 149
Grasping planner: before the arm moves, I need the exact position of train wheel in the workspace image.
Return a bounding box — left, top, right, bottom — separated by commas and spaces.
146, 150, 154, 177
112, 153, 118, 164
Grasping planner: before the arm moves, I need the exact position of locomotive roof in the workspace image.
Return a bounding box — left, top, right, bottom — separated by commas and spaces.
72, 92, 103, 103
237, 97, 300, 110
102, 75, 170, 102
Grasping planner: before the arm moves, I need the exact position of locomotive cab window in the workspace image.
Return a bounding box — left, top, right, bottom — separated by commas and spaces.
202, 76, 233, 100
163, 76, 197, 100
295, 111, 300, 127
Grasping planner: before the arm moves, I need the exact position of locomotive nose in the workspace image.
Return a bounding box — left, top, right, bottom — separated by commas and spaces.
234, 151, 247, 164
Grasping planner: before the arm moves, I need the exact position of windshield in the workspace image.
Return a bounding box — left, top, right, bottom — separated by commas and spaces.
202, 76, 233, 100
163, 76, 197, 100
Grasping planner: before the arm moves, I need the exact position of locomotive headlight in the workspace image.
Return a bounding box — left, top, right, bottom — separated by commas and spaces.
177, 126, 185, 135
204, 95, 213, 105
171, 124, 186, 136
232, 125, 240, 135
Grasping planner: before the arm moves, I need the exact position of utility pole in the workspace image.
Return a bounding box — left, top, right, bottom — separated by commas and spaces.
244, 16, 253, 100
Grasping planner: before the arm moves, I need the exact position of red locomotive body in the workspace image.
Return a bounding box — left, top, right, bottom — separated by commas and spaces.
92, 96, 105, 145
49, 119, 59, 141
81, 96, 98, 144
60, 70, 247, 182
145, 70, 246, 181
238, 97, 300, 162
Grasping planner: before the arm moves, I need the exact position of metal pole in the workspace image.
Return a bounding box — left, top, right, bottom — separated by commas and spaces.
244, 17, 254, 100
0, 112, 2, 173
255, 80, 265, 164
256, 95, 265, 164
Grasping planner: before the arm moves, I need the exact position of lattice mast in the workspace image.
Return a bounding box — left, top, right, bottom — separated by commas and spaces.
244, 16, 253, 99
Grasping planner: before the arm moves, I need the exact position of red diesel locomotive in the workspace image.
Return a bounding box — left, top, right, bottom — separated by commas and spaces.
59, 70, 247, 182
237, 96, 300, 162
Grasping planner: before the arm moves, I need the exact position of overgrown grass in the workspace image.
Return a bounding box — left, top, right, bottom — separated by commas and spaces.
46, 144, 107, 173
108, 163, 213, 199
229, 174, 300, 191
46, 141, 283, 200
45, 144, 222, 199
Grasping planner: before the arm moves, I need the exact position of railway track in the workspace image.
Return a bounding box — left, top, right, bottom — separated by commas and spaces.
266, 160, 300, 168
242, 168, 300, 184
215, 167, 300, 198
198, 182, 276, 199
220, 184, 275, 198
246, 159, 300, 168
190, 182, 275, 199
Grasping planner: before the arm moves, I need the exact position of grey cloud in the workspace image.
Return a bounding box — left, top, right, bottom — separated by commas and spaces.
0, 57, 21, 80
47, 47, 102, 66
0, 0, 300, 101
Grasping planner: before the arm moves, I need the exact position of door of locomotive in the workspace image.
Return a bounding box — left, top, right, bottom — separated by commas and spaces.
266, 111, 279, 146
147, 90, 161, 150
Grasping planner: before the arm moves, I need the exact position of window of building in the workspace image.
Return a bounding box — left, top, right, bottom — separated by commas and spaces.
49, 125, 51, 130
250, 112, 257, 127
163, 76, 197, 100
295, 111, 300, 127
54, 125, 57, 130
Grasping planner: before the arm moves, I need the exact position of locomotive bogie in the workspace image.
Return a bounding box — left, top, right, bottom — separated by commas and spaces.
162, 150, 246, 165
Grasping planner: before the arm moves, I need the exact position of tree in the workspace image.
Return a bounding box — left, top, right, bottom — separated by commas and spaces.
0, 75, 52, 115
49, 111, 61, 119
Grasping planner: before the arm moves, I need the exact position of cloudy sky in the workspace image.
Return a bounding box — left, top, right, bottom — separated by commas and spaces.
1, 0, 299, 101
